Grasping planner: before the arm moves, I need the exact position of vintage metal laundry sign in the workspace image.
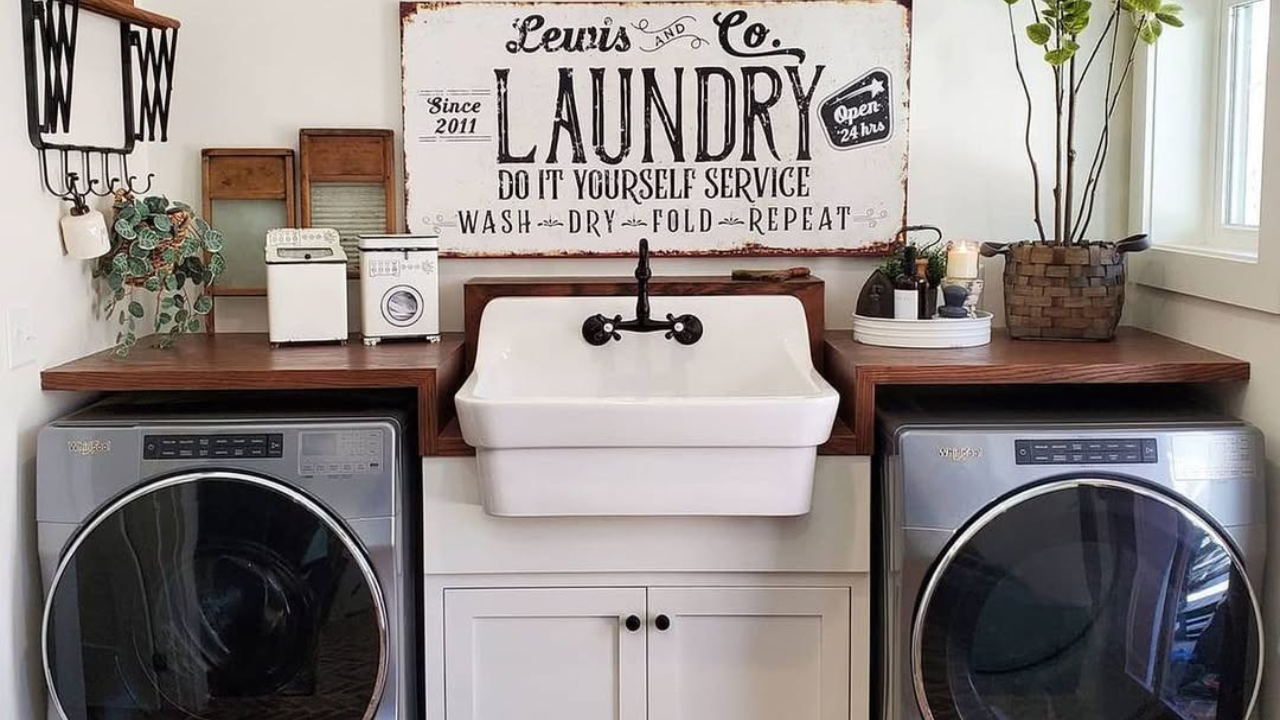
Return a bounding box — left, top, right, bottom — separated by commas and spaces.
401, 1, 911, 257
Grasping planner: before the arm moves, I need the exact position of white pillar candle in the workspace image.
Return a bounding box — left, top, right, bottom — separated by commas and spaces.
946, 242, 979, 279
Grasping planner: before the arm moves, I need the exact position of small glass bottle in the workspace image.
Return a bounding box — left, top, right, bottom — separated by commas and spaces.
893, 246, 920, 320
915, 258, 934, 320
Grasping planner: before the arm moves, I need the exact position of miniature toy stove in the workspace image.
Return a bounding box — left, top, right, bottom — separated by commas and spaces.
359, 234, 440, 346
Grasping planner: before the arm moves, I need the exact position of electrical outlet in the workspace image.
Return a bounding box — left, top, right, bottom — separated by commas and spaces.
6, 307, 38, 370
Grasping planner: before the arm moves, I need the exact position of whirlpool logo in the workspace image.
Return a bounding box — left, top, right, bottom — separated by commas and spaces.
938, 446, 983, 463
67, 439, 112, 456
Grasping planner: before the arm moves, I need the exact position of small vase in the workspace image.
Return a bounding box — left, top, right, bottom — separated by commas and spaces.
980, 235, 1150, 341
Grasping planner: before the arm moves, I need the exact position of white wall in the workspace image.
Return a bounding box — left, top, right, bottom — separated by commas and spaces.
146, 0, 1132, 331
0, 7, 124, 718
1, 0, 1136, 717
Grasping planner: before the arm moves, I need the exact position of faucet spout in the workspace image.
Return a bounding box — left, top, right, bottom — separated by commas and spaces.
581, 238, 704, 347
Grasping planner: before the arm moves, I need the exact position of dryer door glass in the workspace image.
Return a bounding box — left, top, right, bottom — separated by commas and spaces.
914, 480, 1261, 720
45, 473, 387, 720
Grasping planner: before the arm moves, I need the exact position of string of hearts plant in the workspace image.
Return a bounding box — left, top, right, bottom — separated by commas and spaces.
93, 191, 225, 356
1002, 0, 1184, 245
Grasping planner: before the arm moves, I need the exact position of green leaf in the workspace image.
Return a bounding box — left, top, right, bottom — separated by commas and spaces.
137, 227, 161, 250
123, 331, 137, 347
1027, 22, 1053, 45
112, 253, 129, 274
152, 214, 172, 233
175, 309, 189, 324
144, 196, 169, 214
1045, 46, 1078, 65
129, 240, 150, 258
161, 296, 176, 309
203, 229, 224, 253
114, 220, 137, 240
164, 274, 179, 291
171, 201, 192, 212
194, 217, 211, 235
144, 276, 161, 292
187, 319, 201, 333
107, 272, 124, 292
194, 295, 214, 315
1139, 17, 1163, 43
128, 257, 150, 277
209, 254, 226, 278
157, 312, 173, 325
128, 301, 145, 319
173, 294, 186, 307
1157, 12, 1184, 26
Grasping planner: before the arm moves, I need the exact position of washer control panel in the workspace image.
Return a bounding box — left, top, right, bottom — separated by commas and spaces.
298, 429, 385, 476
1016, 438, 1158, 465
144, 434, 284, 460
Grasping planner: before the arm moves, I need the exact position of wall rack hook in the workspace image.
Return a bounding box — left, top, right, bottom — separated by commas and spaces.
22, 0, 181, 202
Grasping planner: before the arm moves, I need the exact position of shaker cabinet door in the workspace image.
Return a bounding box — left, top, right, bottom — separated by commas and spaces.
443, 588, 647, 720
647, 587, 851, 720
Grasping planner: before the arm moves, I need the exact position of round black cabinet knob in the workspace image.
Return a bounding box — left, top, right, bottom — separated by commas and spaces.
625, 615, 642, 632
654, 614, 671, 631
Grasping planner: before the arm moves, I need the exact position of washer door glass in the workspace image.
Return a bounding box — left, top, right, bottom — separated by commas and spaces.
382, 286, 422, 327
45, 473, 387, 720
915, 479, 1261, 720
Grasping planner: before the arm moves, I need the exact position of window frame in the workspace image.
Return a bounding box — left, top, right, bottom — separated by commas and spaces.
1129, 0, 1280, 314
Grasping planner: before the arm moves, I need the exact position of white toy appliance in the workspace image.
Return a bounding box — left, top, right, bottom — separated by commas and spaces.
265, 228, 349, 345
358, 234, 440, 346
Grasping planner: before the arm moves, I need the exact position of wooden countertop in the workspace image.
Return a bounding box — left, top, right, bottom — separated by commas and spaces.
41, 333, 466, 457
41, 326, 1248, 459
824, 327, 1250, 454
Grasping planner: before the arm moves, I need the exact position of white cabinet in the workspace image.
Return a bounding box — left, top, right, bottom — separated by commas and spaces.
444, 588, 648, 720
443, 586, 851, 720
648, 587, 851, 720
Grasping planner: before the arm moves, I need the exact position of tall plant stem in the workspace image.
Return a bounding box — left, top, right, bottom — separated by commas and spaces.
1074, 18, 1146, 241
1065, 53, 1078, 245
1054, 66, 1064, 245
1008, 4, 1047, 243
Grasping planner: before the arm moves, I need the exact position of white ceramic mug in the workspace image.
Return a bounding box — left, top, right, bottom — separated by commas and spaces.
61, 206, 111, 259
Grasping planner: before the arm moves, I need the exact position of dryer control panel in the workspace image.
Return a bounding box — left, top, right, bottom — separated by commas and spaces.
1015, 438, 1158, 465
144, 433, 284, 460
298, 429, 384, 476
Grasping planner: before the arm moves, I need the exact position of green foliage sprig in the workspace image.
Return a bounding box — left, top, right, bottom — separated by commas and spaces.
93, 192, 225, 356
1002, 0, 1184, 245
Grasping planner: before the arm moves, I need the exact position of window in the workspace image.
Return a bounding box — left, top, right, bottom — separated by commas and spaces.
1222, 0, 1270, 230
1131, 0, 1280, 313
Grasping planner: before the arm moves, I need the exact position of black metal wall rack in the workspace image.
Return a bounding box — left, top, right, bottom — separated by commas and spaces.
20, 0, 180, 205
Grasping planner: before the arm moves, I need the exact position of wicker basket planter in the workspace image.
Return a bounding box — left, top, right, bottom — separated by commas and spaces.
980, 236, 1150, 341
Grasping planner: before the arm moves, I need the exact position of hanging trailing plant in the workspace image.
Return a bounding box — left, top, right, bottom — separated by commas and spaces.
93, 191, 225, 356
1002, 0, 1184, 245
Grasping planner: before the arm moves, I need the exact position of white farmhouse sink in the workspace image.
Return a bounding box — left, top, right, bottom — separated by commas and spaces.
456, 295, 839, 517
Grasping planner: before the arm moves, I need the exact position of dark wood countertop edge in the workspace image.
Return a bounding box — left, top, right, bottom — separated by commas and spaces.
824, 328, 1250, 455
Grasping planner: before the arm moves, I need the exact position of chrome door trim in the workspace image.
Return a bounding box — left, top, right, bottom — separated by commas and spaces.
42, 470, 390, 720
910, 476, 1264, 720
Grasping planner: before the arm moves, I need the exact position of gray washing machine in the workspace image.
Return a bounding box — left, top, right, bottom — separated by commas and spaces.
36, 393, 421, 720
876, 395, 1266, 720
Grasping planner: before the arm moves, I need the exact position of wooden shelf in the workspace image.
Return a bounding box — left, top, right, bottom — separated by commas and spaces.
81, 0, 181, 29
42, 333, 465, 456
824, 327, 1251, 455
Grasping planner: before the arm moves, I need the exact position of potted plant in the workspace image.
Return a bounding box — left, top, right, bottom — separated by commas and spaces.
981, 0, 1179, 339
93, 191, 225, 356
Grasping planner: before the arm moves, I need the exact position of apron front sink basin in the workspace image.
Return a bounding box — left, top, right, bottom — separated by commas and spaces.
456, 295, 839, 516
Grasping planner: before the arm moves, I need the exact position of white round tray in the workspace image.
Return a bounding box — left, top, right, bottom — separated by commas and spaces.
852, 311, 993, 349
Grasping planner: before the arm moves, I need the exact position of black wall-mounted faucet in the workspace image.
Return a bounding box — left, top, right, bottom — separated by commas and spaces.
582, 239, 704, 346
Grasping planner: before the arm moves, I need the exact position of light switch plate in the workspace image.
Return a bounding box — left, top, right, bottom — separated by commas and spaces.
6, 307, 38, 369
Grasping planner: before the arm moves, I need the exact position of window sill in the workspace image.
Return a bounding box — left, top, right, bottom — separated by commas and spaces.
1133, 244, 1280, 315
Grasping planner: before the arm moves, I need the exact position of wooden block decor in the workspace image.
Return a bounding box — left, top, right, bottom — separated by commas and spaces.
1003, 242, 1125, 341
